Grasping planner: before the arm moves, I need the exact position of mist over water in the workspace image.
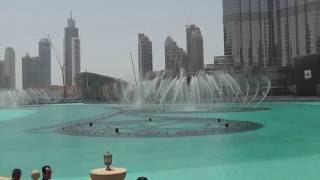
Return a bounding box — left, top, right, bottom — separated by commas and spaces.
0, 89, 61, 107
112, 71, 271, 109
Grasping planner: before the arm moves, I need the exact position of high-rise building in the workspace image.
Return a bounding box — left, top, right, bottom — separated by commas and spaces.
186, 25, 204, 74
39, 38, 51, 86
22, 39, 51, 89
223, 0, 320, 72
64, 14, 81, 86
4, 47, 15, 89
0, 61, 5, 88
165, 36, 187, 74
138, 33, 153, 79
22, 53, 37, 89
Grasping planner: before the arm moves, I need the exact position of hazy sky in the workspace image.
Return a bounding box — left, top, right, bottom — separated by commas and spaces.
0, 0, 223, 88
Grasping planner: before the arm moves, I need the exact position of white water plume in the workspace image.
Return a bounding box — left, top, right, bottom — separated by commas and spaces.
0, 89, 62, 107
110, 71, 271, 109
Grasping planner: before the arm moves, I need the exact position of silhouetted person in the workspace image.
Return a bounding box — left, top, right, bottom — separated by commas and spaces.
149, 118, 152, 122
137, 177, 148, 180
41, 165, 52, 180
11, 168, 21, 180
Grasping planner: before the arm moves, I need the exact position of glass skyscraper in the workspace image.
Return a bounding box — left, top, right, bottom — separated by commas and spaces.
186, 25, 204, 73
64, 14, 81, 86
4, 47, 15, 89
22, 38, 51, 89
223, 0, 320, 72
138, 33, 153, 80
165, 36, 187, 74
39, 38, 51, 86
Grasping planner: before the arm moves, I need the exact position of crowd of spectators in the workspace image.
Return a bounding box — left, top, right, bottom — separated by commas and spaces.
1, 166, 149, 180
1, 165, 52, 180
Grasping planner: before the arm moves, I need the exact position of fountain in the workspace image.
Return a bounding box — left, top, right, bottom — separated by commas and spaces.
0, 89, 61, 107
2, 69, 320, 179
110, 71, 271, 110
38, 71, 269, 138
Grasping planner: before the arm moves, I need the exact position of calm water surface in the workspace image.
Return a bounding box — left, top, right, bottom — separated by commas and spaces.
0, 102, 320, 180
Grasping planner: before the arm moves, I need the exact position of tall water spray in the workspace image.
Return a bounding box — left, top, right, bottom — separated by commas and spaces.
0, 89, 61, 107
111, 71, 271, 109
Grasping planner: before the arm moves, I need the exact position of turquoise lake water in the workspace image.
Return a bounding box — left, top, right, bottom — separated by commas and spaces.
0, 102, 320, 180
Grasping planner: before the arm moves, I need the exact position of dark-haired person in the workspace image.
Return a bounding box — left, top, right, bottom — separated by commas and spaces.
41, 165, 52, 180
137, 177, 148, 180
11, 168, 21, 180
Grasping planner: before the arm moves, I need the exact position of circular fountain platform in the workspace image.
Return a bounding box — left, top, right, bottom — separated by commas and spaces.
56, 115, 262, 138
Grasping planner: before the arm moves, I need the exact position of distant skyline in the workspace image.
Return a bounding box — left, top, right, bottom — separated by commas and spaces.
0, 0, 223, 89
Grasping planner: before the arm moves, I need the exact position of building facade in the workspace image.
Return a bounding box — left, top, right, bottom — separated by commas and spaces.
4, 47, 15, 89
64, 15, 81, 86
39, 38, 51, 86
213, 55, 234, 72
75, 72, 125, 101
186, 25, 204, 74
165, 36, 187, 74
0, 61, 5, 88
223, 0, 320, 72
294, 54, 320, 96
138, 33, 153, 80
22, 39, 51, 89
22, 53, 36, 89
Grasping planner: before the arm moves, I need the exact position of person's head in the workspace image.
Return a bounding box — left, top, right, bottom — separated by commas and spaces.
137, 177, 148, 180
41, 165, 52, 179
31, 169, 40, 180
11, 168, 21, 180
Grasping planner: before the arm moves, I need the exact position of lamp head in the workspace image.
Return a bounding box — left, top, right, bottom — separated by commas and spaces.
104, 152, 112, 170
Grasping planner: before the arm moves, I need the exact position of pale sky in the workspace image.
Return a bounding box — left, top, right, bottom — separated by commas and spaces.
0, 0, 224, 88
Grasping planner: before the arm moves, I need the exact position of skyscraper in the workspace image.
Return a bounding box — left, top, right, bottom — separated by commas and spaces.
4, 47, 15, 89
22, 53, 36, 89
223, 0, 320, 71
138, 33, 153, 80
39, 38, 51, 86
0, 61, 5, 89
186, 25, 204, 74
22, 39, 51, 89
165, 36, 187, 74
64, 14, 81, 86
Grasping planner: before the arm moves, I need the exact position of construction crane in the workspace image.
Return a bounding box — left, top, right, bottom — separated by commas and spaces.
47, 34, 66, 99
129, 50, 138, 87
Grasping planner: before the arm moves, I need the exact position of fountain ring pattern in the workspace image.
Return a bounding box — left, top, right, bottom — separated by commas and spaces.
122, 106, 271, 115
3, 102, 320, 179
53, 115, 263, 138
